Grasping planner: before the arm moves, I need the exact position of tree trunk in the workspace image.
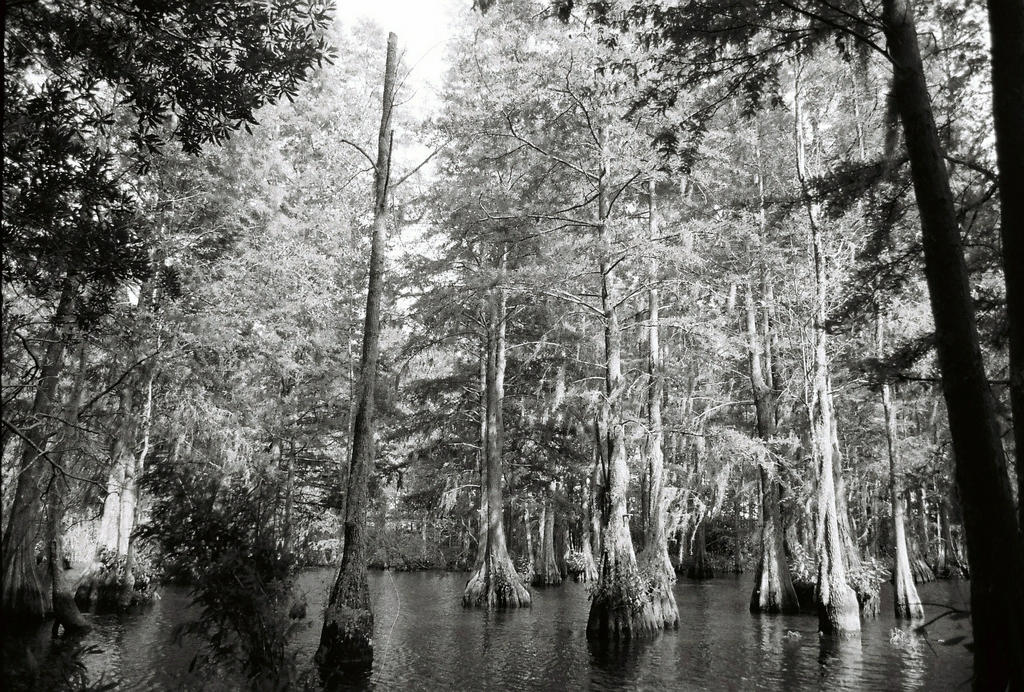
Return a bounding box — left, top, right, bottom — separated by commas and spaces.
523, 505, 535, 583
464, 249, 531, 608
77, 385, 140, 607
577, 448, 600, 582
2, 281, 74, 624
318, 31, 398, 678
471, 337, 489, 576
984, 0, 1024, 531
687, 517, 713, 580
636, 179, 679, 629
883, 1, 1024, 685
533, 494, 561, 586
587, 130, 659, 640
46, 344, 90, 633
745, 278, 799, 614
795, 65, 860, 635
877, 315, 924, 619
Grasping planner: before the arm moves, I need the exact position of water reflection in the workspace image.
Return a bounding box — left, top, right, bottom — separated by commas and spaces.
817, 632, 864, 690
587, 637, 653, 690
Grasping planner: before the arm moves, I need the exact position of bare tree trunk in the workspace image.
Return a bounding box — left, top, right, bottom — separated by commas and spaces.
883, 1, 1024, 685
587, 129, 659, 640
464, 249, 531, 608
533, 492, 561, 586
47, 344, 90, 632
877, 315, 923, 619
318, 32, 398, 678
471, 338, 489, 575
745, 276, 799, 614
577, 448, 600, 582
523, 505, 535, 583
636, 179, 679, 628
794, 65, 860, 635
2, 281, 74, 623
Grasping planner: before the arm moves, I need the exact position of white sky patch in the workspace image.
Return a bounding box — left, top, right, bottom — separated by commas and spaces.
335, 0, 464, 114
333, 1, 468, 317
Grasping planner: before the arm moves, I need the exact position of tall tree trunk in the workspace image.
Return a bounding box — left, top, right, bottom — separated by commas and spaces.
637, 179, 679, 629
523, 505, 535, 582
883, 1, 1024, 686
745, 278, 799, 614
577, 447, 600, 582
318, 32, 398, 678
78, 385, 140, 607
464, 249, 531, 607
471, 338, 489, 576
2, 281, 74, 623
587, 130, 659, 639
534, 493, 562, 586
47, 344, 90, 633
877, 314, 924, 619
795, 65, 860, 635
984, 0, 1024, 530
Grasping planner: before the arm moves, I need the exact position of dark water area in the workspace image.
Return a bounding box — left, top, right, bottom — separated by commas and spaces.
20, 570, 973, 690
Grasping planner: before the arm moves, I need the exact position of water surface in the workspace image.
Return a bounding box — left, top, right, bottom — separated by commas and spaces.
53, 571, 975, 690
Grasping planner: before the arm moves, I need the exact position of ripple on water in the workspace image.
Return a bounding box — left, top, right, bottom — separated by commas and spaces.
20, 571, 972, 691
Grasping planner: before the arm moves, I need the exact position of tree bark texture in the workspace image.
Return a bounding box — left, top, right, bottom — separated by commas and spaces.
794, 68, 860, 635
2, 281, 74, 623
637, 180, 679, 629
745, 278, 799, 615
877, 316, 923, 620
533, 494, 562, 586
464, 250, 531, 608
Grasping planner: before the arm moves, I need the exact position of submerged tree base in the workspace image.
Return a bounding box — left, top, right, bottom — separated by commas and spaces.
317, 603, 374, 679
532, 567, 562, 587
750, 564, 800, 615
817, 583, 861, 635
587, 561, 662, 640
586, 598, 662, 639
463, 553, 531, 608
638, 549, 679, 629
318, 567, 373, 683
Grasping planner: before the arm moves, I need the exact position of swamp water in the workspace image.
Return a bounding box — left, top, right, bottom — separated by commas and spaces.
23, 570, 972, 690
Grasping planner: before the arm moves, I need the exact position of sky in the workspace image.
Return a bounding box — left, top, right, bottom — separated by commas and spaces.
335, 0, 466, 113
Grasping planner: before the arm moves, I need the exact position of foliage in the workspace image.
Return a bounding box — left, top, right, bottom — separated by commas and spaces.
140, 459, 299, 687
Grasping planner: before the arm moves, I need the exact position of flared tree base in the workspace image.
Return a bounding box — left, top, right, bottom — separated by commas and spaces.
316, 603, 374, 679
638, 549, 679, 629
574, 544, 599, 582
817, 583, 861, 635
318, 566, 374, 684
750, 584, 800, 615
52, 591, 91, 634
911, 558, 935, 584
74, 563, 150, 611
2, 544, 49, 624
532, 568, 562, 587
463, 554, 531, 608
586, 599, 662, 640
